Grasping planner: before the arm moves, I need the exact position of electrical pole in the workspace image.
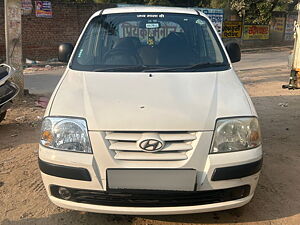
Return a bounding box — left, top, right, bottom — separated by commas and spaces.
4, 0, 24, 96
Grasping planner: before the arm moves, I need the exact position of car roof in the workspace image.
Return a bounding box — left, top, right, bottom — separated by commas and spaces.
94, 6, 203, 17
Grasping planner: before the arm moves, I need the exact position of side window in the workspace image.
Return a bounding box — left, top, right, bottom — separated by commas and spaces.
199, 22, 223, 63
201, 23, 216, 61
98, 22, 119, 62
77, 21, 101, 65
194, 22, 207, 59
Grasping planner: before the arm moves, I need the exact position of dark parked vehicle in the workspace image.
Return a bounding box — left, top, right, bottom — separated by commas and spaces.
0, 64, 19, 123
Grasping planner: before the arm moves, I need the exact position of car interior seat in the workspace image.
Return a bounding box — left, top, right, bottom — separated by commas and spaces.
104, 37, 142, 65
138, 46, 159, 65
158, 32, 191, 66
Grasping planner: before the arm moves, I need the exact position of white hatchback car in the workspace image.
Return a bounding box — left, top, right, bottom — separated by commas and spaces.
39, 6, 262, 215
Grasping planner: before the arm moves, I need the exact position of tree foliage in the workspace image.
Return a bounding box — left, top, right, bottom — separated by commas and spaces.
230, 0, 297, 24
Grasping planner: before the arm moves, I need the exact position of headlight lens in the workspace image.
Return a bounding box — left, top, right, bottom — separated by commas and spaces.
211, 117, 261, 154
40, 117, 92, 153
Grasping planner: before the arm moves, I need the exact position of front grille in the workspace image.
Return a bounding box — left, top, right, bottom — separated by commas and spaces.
50, 185, 251, 207
105, 131, 198, 161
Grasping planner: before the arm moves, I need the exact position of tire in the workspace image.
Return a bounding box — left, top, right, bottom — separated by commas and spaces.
0, 110, 7, 123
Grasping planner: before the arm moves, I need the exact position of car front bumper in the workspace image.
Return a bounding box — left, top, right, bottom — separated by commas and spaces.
39, 144, 262, 215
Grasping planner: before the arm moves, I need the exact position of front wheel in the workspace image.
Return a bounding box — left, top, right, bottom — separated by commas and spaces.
0, 110, 7, 123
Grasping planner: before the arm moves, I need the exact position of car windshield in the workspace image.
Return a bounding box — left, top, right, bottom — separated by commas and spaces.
70, 12, 229, 72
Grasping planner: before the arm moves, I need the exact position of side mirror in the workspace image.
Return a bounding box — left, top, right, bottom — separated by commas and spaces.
225, 42, 241, 63
58, 43, 74, 63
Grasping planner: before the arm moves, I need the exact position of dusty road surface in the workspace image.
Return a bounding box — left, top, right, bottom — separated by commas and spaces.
1, 50, 300, 225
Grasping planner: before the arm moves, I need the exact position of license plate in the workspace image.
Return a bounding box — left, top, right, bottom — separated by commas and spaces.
107, 169, 197, 191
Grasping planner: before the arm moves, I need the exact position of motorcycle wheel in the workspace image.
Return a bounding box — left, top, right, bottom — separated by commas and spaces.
0, 110, 7, 123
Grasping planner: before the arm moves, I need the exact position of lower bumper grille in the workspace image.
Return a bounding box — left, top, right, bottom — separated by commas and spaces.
50, 185, 250, 207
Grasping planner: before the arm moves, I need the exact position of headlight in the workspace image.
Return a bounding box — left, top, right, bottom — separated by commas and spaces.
40, 117, 92, 153
211, 117, 261, 154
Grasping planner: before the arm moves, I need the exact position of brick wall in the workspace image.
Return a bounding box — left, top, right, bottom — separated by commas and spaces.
0, 2, 115, 61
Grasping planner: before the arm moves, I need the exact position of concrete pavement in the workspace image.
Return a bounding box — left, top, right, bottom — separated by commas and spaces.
24, 68, 65, 96
234, 49, 290, 71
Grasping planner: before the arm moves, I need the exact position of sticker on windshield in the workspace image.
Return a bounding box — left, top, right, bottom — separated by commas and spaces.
137, 14, 165, 18
196, 19, 205, 25
78, 49, 83, 58
146, 23, 160, 29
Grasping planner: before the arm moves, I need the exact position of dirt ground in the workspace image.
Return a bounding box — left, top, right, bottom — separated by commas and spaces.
0, 64, 300, 225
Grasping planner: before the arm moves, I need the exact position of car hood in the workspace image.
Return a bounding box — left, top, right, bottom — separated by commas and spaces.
49, 69, 255, 131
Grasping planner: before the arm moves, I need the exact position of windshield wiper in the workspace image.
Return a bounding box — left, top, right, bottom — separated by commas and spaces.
144, 62, 229, 72
93, 65, 148, 72
93, 63, 229, 72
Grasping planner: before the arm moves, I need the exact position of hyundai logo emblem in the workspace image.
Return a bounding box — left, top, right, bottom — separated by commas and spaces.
139, 139, 164, 152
